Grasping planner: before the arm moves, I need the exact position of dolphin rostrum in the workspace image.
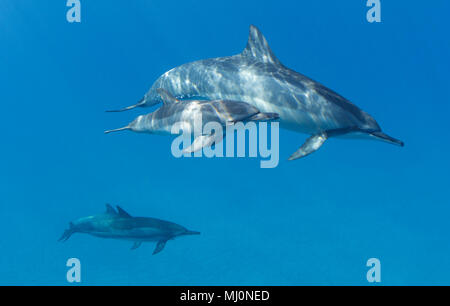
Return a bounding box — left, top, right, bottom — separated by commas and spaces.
108, 25, 403, 159
105, 88, 279, 153
59, 204, 200, 255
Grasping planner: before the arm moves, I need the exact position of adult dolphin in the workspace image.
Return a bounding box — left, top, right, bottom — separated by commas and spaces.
108, 25, 404, 159
59, 204, 200, 255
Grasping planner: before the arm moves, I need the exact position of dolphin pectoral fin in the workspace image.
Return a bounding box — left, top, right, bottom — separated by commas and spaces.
182, 134, 224, 153
182, 135, 211, 153
289, 133, 328, 161
153, 240, 167, 255
131, 242, 142, 250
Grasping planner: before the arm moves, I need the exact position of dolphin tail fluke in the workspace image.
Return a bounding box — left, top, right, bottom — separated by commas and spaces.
247, 112, 279, 122
371, 131, 404, 147
104, 126, 131, 134
289, 133, 328, 161
153, 240, 167, 255
58, 222, 75, 242
106, 97, 146, 113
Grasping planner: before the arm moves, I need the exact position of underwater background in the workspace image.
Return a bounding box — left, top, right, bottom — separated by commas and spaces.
0, 0, 449, 285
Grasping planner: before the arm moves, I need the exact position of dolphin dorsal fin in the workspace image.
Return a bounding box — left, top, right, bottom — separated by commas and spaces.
116, 206, 132, 218
105, 204, 117, 215
241, 25, 281, 65
157, 88, 179, 104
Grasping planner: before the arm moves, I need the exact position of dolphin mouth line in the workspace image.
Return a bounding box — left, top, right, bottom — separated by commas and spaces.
370, 131, 404, 147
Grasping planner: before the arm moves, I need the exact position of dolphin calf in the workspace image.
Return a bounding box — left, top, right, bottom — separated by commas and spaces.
105, 88, 279, 153
108, 25, 403, 159
59, 204, 200, 255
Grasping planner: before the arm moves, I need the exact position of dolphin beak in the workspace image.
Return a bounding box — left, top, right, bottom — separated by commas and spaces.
104, 126, 130, 134
106, 97, 146, 112
370, 131, 404, 147
184, 230, 201, 235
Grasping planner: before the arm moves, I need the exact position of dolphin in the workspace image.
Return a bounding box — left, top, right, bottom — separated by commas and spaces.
59, 204, 200, 255
105, 88, 279, 153
108, 25, 403, 159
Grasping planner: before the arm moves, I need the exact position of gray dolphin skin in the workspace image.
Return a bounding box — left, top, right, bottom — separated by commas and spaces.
105, 88, 279, 153
108, 25, 403, 159
59, 204, 200, 255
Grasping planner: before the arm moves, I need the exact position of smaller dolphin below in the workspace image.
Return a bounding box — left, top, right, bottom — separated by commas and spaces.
105, 88, 279, 153
59, 204, 200, 255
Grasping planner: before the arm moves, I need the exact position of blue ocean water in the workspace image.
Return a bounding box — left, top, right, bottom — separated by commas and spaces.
0, 0, 449, 285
